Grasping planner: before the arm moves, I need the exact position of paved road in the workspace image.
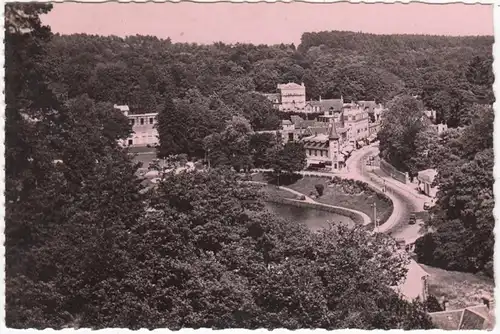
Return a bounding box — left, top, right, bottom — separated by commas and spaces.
344, 143, 427, 241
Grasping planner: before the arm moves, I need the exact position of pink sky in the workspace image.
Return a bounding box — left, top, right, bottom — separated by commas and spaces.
42, 2, 494, 45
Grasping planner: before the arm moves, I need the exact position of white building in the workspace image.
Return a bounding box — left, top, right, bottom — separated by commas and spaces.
114, 104, 159, 147
417, 169, 438, 198
391, 259, 430, 302
276, 82, 306, 112
342, 103, 370, 145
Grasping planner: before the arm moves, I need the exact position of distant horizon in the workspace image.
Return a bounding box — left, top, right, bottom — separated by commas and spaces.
50, 29, 494, 46
42, 2, 494, 45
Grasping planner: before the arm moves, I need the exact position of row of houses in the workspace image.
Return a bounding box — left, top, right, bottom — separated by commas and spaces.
262, 82, 385, 117
265, 98, 384, 172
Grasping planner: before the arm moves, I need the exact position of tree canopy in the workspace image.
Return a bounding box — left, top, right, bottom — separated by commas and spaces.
414, 105, 494, 277
38, 30, 493, 159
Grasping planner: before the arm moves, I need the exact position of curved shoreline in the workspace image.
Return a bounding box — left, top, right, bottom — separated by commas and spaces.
247, 181, 371, 227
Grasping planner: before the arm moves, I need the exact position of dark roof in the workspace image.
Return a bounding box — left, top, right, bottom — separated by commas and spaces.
302, 141, 329, 149
296, 120, 318, 129
319, 99, 343, 113
290, 115, 304, 126
429, 305, 491, 330
460, 309, 487, 330
303, 123, 346, 137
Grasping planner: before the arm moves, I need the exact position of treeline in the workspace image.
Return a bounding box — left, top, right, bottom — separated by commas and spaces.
43, 30, 493, 135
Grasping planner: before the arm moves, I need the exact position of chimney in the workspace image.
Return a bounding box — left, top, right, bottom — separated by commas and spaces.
319, 96, 322, 102
442, 300, 449, 311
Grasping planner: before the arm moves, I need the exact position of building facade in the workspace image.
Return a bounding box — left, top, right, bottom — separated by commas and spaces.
114, 104, 159, 147
299, 121, 346, 172
277, 82, 306, 112
342, 103, 370, 145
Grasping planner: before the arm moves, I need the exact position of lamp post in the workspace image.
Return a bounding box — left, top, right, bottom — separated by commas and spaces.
372, 202, 378, 233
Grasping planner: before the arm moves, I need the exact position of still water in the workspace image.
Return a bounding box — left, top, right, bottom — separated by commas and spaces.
264, 201, 355, 232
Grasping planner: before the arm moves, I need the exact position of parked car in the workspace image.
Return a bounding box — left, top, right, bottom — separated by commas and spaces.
408, 214, 417, 225
423, 202, 431, 210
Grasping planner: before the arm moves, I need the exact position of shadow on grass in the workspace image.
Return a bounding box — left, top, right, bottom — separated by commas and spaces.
263, 171, 303, 186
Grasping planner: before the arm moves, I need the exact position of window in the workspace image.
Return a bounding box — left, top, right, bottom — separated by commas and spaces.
130, 119, 135, 126
149, 118, 154, 124
128, 139, 133, 146
288, 133, 294, 142
320, 150, 324, 157
140, 118, 144, 125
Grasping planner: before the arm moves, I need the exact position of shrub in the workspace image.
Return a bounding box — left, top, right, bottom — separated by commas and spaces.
315, 184, 324, 197
425, 295, 444, 312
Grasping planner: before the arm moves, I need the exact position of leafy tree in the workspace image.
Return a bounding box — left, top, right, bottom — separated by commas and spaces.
315, 184, 325, 197
133, 170, 433, 329
409, 127, 440, 172
378, 95, 427, 173
414, 107, 494, 276
269, 142, 307, 177
157, 89, 233, 158
425, 295, 444, 313
249, 132, 279, 168
5, 4, 145, 328
203, 116, 254, 172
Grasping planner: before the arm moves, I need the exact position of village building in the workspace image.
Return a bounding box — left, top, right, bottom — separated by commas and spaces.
429, 301, 495, 330
276, 82, 306, 112
417, 169, 438, 197
298, 120, 349, 172
114, 104, 159, 147
391, 259, 430, 302
342, 102, 371, 145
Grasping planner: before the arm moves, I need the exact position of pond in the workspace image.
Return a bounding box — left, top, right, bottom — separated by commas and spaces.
264, 201, 355, 232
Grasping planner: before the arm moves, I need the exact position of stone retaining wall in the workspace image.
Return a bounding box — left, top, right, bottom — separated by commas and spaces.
266, 197, 365, 227
380, 159, 408, 184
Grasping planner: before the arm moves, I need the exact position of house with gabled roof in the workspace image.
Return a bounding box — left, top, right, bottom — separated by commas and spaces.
299, 120, 346, 172
429, 303, 494, 330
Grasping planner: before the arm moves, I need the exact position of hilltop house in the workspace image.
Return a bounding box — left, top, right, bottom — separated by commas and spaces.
263, 82, 307, 112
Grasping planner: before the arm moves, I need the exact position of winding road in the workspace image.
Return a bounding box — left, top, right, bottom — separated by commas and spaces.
344, 143, 429, 242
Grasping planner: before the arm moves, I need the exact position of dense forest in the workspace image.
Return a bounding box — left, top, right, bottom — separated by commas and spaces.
5, 2, 493, 329
43, 28, 493, 140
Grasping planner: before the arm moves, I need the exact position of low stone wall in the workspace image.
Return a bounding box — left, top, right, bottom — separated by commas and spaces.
266, 197, 365, 227
380, 159, 408, 184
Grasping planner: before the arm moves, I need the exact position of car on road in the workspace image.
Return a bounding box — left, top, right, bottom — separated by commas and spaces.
408, 214, 417, 225
423, 202, 432, 210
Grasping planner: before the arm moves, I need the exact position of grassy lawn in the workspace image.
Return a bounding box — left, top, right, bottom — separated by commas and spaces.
286, 176, 392, 221
132, 152, 157, 167
420, 264, 495, 310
